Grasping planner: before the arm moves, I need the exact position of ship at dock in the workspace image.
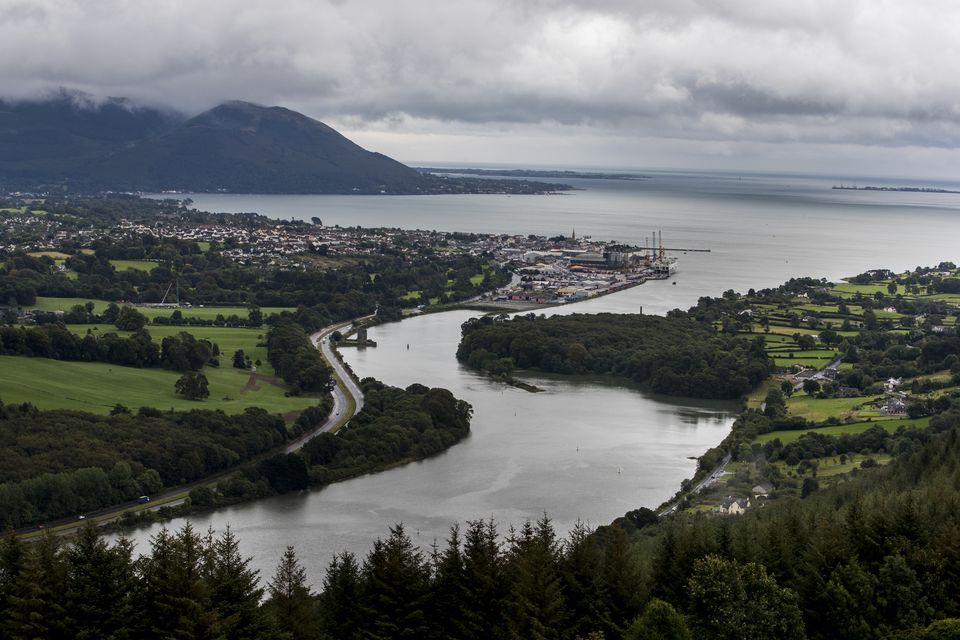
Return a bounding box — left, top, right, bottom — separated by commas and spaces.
651, 256, 678, 278
634, 229, 679, 279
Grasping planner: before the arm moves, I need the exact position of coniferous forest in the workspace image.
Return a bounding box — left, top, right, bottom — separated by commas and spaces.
4, 418, 960, 639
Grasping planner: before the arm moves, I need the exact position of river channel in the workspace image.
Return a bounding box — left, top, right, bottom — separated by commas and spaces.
126, 170, 960, 583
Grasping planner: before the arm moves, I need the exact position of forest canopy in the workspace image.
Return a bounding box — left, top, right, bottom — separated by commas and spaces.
457, 313, 772, 399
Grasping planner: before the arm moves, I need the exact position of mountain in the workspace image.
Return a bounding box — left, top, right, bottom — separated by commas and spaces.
0, 89, 182, 188
0, 92, 427, 194
87, 101, 428, 194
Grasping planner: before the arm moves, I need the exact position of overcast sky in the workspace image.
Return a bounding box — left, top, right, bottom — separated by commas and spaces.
2, 0, 960, 178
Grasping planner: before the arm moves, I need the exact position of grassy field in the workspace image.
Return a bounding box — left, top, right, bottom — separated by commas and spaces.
0, 355, 318, 416
773, 356, 836, 368
785, 394, 883, 422
754, 416, 930, 445
0, 207, 47, 216
746, 380, 772, 410
66, 324, 272, 372
26, 251, 71, 259
831, 282, 892, 297
764, 325, 824, 336
29, 298, 115, 313
28, 297, 293, 320
109, 259, 161, 272
2, 321, 319, 417
772, 452, 894, 479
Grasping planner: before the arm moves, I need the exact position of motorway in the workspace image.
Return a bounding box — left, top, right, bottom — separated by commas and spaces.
18, 316, 368, 539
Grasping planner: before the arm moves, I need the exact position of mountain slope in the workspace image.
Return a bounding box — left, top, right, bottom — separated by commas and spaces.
0, 89, 182, 187
0, 94, 431, 194
87, 101, 428, 194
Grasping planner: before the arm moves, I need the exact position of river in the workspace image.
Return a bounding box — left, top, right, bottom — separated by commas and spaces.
125, 170, 960, 584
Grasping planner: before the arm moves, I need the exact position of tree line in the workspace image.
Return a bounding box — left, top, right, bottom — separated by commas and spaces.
0, 324, 220, 372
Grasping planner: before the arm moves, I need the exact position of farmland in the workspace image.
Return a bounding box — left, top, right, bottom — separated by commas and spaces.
0, 355, 315, 416
1, 323, 318, 417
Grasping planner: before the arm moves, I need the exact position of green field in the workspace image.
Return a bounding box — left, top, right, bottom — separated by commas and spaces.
0, 207, 47, 216
773, 357, 836, 368
785, 394, 883, 422
771, 452, 894, 478
0, 355, 318, 416
831, 282, 892, 297
764, 325, 824, 336
66, 324, 272, 372
755, 417, 930, 445
28, 297, 293, 320
26, 251, 71, 259
1, 323, 320, 417
109, 259, 161, 272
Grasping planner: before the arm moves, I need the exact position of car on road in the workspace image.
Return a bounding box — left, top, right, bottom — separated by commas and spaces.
137, 495, 151, 504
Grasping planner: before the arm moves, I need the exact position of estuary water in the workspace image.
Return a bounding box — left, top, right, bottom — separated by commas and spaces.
128, 171, 960, 582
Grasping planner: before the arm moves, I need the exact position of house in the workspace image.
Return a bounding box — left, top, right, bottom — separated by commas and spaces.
880, 398, 908, 416
719, 496, 750, 515
885, 377, 903, 392
752, 483, 775, 498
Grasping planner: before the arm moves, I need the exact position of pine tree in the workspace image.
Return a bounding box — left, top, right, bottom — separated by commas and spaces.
266, 546, 320, 640
0, 531, 25, 632
561, 521, 607, 639
135, 525, 218, 639
7, 534, 69, 640
460, 518, 508, 639
207, 527, 271, 639
598, 524, 642, 635
360, 523, 433, 639
64, 525, 136, 640
319, 552, 364, 640
503, 516, 566, 640
430, 524, 473, 639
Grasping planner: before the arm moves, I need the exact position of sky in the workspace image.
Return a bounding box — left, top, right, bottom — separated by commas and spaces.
2, 0, 960, 178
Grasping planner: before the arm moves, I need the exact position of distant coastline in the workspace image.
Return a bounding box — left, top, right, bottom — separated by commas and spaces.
417, 167, 650, 181
832, 184, 960, 194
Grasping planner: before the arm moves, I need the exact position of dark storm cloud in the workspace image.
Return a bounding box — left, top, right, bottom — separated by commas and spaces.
1, 0, 958, 154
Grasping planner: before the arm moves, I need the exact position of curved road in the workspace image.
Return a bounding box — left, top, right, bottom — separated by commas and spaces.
284, 320, 367, 452
19, 316, 368, 539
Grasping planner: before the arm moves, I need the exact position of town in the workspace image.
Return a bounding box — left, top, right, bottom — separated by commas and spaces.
1, 197, 688, 312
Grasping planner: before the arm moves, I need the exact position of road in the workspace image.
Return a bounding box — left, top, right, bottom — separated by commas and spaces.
284, 319, 367, 452
659, 452, 732, 516
793, 357, 842, 391
18, 316, 369, 539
